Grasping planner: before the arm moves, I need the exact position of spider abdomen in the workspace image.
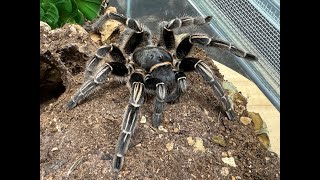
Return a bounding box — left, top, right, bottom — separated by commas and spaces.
132, 46, 173, 72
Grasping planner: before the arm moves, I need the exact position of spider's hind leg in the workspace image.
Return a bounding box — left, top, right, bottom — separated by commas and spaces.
85, 44, 126, 80
88, 12, 152, 54
176, 57, 237, 120
176, 34, 257, 60
159, 16, 212, 50
90, 12, 143, 33
106, 12, 152, 54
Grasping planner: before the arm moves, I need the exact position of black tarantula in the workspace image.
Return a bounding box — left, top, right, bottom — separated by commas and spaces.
66, 12, 257, 172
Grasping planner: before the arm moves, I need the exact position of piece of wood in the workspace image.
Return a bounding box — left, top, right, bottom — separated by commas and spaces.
214, 60, 280, 156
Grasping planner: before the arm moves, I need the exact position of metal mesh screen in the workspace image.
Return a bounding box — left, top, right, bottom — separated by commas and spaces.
210, 0, 280, 85
188, 0, 280, 109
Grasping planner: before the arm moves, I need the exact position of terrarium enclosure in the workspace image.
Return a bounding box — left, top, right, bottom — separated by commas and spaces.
40, 0, 280, 179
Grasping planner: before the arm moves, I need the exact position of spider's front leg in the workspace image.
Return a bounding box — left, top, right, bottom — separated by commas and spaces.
66, 60, 130, 110
89, 11, 151, 54
90, 11, 143, 33
164, 71, 187, 103
145, 77, 167, 127
113, 71, 145, 172
176, 58, 237, 120
66, 43, 130, 110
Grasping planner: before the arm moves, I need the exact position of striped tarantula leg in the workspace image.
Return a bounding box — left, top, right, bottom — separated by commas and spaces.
93, 12, 151, 54
176, 34, 257, 60
66, 63, 112, 110
122, 19, 151, 54
93, 12, 149, 54
144, 77, 167, 127
165, 71, 187, 103
191, 34, 258, 61
159, 16, 212, 50
90, 11, 143, 33
153, 82, 167, 127
175, 71, 187, 92
85, 44, 126, 80
175, 35, 194, 59
113, 72, 145, 172
167, 16, 212, 30
123, 31, 145, 55
177, 58, 237, 120
66, 62, 130, 110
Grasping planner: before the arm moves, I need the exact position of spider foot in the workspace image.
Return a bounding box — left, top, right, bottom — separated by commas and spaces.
112, 155, 123, 173
166, 98, 179, 104
205, 16, 213, 23
226, 109, 237, 121
66, 100, 77, 110
152, 113, 162, 128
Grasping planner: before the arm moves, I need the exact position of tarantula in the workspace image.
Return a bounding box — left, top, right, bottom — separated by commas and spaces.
66, 12, 257, 172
